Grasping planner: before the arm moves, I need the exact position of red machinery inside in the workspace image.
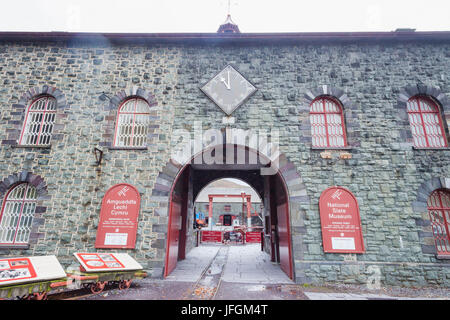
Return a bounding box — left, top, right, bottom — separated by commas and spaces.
200, 192, 263, 244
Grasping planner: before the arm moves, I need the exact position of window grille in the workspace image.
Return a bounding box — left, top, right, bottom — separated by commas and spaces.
407, 96, 448, 148
310, 97, 347, 148
19, 96, 56, 146
0, 183, 37, 245
427, 189, 450, 255
113, 98, 151, 148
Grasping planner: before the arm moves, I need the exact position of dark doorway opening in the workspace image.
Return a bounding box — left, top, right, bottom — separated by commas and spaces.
223, 215, 232, 226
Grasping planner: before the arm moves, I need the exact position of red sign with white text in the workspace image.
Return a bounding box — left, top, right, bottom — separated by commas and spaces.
245, 232, 262, 243
95, 183, 141, 249
319, 187, 365, 253
201, 231, 223, 242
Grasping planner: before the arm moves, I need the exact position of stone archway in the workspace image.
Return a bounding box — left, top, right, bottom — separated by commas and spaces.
2, 85, 69, 147
396, 84, 450, 145
302, 85, 361, 148
100, 86, 158, 149
151, 143, 309, 282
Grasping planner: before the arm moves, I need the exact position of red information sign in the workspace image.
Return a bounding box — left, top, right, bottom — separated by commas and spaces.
245, 232, 261, 243
0, 258, 37, 283
319, 187, 365, 253
95, 183, 141, 249
201, 230, 223, 242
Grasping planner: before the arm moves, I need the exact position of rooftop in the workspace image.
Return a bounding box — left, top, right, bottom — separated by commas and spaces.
0, 30, 449, 44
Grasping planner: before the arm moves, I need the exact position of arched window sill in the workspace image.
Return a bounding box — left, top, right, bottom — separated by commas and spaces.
11, 144, 52, 149
436, 254, 450, 260
311, 146, 353, 150
108, 146, 148, 151
412, 147, 450, 150
0, 244, 30, 249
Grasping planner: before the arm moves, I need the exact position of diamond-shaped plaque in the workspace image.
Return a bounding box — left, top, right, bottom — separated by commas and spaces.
200, 65, 257, 116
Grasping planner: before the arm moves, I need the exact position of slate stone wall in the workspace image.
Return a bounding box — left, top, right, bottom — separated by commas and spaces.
0, 38, 448, 286
172, 41, 450, 287
0, 41, 181, 273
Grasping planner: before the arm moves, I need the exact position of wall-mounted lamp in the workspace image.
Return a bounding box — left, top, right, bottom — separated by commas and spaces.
94, 147, 103, 166
99, 92, 111, 101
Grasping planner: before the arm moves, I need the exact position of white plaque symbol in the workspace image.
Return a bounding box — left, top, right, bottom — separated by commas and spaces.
118, 186, 129, 197
331, 189, 342, 200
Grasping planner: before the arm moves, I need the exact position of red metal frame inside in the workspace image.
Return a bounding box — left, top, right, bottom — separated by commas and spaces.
207, 193, 257, 225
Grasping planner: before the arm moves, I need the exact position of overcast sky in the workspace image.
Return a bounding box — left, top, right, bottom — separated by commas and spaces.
0, 0, 449, 33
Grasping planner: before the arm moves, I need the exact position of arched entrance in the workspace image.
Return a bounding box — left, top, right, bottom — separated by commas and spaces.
158, 143, 307, 281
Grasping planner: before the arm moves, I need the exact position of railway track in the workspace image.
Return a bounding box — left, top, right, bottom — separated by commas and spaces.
183, 246, 229, 300
48, 246, 230, 300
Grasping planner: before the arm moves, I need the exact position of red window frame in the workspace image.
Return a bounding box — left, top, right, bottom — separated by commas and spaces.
310, 96, 348, 148
427, 189, 450, 255
18, 95, 57, 146
407, 96, 448, 148
113, 97, 151, 148
0, 183, 37, 245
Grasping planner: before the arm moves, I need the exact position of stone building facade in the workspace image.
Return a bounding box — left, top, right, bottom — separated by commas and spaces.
0, 31, 449, 287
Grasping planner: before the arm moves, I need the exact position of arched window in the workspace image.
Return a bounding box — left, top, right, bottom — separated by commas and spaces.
427, 189, 450, 255
19, 95, 57, 146
113, 97, 151, 148
0, 183, 37, 245
310, 97, 347, 148
407, 96, 448, 148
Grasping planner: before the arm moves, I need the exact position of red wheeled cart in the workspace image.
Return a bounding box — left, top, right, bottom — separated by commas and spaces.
67, 269, 147, 294
0, 277, 70, 300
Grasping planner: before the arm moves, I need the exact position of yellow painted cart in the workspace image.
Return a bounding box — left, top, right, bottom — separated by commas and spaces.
0, 277, 69, 300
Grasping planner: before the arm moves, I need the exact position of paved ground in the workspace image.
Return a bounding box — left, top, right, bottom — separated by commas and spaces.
68, 244, 449, 301
164, 245, 220, 282
222, 245, 292, 284
303, 292, 445, 300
